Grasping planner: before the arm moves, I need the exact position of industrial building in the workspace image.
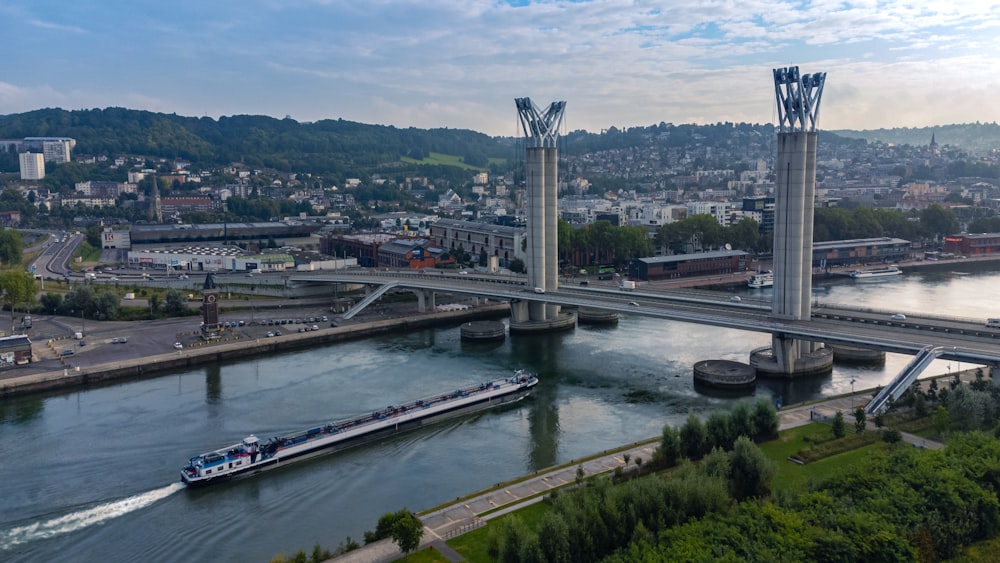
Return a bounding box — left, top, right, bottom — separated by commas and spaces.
630, 250, 749, 281
943, 233, 1000, 255
127, 246, 294, 273
812, 237, 911, 267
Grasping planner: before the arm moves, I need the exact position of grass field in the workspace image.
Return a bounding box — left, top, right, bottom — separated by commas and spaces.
758, 423, 887, 493
400, 152, 487, 171
444, 502, 552, 562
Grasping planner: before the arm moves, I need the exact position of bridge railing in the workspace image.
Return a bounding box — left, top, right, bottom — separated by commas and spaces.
813, 301, 984, 326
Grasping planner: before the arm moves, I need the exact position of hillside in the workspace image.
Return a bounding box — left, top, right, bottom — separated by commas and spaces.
0, 108, 513, 178
831, 122, 1000, 153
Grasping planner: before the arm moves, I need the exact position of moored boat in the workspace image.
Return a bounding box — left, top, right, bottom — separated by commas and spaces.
849, 266, 902, 279
181, 371, 538, 486
747, 271, 773, 288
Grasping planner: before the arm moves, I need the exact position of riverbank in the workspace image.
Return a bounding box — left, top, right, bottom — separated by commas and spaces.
0, 303, 510, 399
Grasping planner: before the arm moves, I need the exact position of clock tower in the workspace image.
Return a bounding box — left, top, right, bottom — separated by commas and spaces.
201, 272, 221, 340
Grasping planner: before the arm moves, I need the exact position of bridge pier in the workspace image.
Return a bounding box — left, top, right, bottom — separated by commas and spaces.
751, 336, 832, 378
414, 289, 436, 313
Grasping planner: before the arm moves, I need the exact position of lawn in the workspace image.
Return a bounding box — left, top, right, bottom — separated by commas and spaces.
758, 423, 887, 494
400, 152, 486, 171
446, 501, 552, 562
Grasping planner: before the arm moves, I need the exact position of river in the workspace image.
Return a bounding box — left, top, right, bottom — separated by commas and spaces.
1, 265, 997, 562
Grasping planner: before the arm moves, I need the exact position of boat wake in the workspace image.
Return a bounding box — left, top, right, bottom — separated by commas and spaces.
0, 482, 184, 551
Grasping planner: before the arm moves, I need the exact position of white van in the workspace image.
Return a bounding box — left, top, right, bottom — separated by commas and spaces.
986, 318, 1000, 328
533, 287, 545, 294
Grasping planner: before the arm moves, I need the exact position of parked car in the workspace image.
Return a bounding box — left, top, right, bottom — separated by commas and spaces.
173, 342, 184, 350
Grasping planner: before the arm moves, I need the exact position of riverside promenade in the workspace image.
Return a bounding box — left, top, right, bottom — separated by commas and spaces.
330, 387, 947, 563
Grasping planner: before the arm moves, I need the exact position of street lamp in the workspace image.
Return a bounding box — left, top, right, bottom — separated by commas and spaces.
850, 378, 856, 409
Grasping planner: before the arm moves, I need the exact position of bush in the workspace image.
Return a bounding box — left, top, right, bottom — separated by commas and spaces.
883, 429, 903, 443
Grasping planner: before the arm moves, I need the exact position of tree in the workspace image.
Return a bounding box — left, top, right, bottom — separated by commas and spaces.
832, 411, 846, 438
751, 400, 779, 442
0, 270, 36, 333
164, 289, 187, 316
508, 257, 526, 274
0, 230, 23, 266
680, 413, 707, 459
389, 510, 423, 553
149, 294, 162, 318
658, 424, 681, 467
364, 508, 423, 552
854, 407, 867, 433
727, 436, 776, 500
40, 292, 63, 314
705, 411, 732, 451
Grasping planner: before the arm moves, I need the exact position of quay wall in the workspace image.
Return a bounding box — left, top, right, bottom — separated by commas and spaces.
0, 304, 510, 399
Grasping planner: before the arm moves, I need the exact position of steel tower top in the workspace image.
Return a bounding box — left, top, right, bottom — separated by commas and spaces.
773, 66, 826, 133
515, 97, 566, 148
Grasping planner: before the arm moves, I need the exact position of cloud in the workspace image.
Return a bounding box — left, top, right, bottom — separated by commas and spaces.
28, 18, 86, 33
2, 0, 998, 134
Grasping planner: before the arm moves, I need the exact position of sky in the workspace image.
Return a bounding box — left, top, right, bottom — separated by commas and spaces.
1, 0, 998, 136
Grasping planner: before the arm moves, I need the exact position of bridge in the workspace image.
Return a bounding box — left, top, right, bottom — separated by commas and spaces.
285, 269, 1000, 368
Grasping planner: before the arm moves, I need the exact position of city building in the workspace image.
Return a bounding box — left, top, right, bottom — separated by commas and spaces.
377, 238, 445, 269
0, 335, 32, 368
429, 218, 526, 269
23, 137, 75, 163
19, 152, 45, 180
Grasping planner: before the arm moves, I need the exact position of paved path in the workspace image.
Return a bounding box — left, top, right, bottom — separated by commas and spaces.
330, 388, 947, 562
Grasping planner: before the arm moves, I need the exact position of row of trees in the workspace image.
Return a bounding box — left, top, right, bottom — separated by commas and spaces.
558, 220, 653, 267
489, 389, 1000, 562
558, 203, 975, 271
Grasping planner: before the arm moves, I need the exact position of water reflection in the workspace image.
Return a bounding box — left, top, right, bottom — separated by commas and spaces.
0, 397, 43, 424
205, 364, 222, 405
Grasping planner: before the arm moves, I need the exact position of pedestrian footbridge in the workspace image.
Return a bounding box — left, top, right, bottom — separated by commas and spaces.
866, 345, 946, 415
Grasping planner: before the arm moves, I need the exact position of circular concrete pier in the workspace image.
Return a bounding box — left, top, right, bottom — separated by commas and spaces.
576, 307, 619, 326
750, 346, 834, 378
460, 320, 506, 342
509, 312, 577, 335
831, 344, 885, 365
693, 359, 757, 391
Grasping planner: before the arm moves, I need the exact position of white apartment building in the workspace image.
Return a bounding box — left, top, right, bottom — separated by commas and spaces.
23, 137, 74, 163
686, 201, 731, 226
19, 153, 45, 180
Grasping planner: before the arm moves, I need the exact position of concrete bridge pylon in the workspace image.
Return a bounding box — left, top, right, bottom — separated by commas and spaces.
754, 66, 833, 377
512, 97, 574, 331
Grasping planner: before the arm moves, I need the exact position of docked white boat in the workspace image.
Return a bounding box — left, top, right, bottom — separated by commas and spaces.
849, 266, 902, 279
747, 271, 773, 288
181, 371, 538, 486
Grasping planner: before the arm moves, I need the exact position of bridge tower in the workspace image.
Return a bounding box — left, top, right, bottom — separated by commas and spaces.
754, 66, 833, 375
514, 97, 565, 323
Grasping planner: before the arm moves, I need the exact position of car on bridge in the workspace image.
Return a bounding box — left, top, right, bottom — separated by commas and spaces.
891, 313, 906, 321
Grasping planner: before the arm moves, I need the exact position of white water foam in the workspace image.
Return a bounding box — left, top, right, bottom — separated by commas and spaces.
0, 482, 185, 550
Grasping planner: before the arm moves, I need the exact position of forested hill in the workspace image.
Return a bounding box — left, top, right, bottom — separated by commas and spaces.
831, 122, 1000, 153
0, 108, 512, 176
